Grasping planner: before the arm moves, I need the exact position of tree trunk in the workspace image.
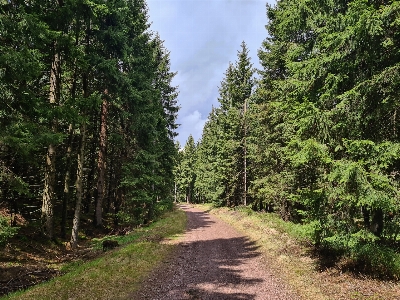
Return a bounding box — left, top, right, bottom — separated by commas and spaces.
84, 146, 95, 214
362, 206, 370, 228
61, 124, 74, 238
113, 159, 123, 226
106, 163, 114, 215
70, 123, 86, 249
186, 184, 190, 203
371, 208, 384, 237
174, 181, 177, 203
114, 186, 123, 226
42, 144, 56, 239
84, 117, 97, 214
42, 43, 61, 239
243, 99, 247, 206
94, 94, 108, 227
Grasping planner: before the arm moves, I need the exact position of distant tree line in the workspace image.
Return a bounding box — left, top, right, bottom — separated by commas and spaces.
0, 0, 179, 248
175, 0, 400, 275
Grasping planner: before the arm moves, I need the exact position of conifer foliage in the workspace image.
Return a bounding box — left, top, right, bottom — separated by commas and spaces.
177, 42, 255, 206
254, 0, 400, 257
176, 1, 400, 275
0, 0, 179, 246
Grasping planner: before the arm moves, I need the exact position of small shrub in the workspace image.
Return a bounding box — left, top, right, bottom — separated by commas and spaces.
155, 200, 173, 216
102, 240, 119, 251
0, 215, 19, 246
352, 243, 400, 279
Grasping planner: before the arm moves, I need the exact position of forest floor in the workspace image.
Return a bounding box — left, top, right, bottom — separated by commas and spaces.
1, 207, 187, 299
0, 222, 105, 297
134, 204, 400, 300
0, 204, 151, 297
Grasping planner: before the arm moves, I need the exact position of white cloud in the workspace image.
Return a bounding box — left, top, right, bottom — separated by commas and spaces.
147, 0, 276, 145
179, 110, 207, 144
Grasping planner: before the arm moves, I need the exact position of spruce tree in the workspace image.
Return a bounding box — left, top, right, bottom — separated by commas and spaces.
194, 42, 254, 206
0, 0, 179, 245
255, 0, 400, 249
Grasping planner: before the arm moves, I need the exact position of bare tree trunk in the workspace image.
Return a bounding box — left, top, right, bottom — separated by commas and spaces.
114, 186, 123, 226
42, 144, 56, 239
61, 42, 79, 237
61, 124, 74, 238
106, 158, 116, 215
113, 158, 123, 226
187, 183, 192, 204
84, 139, 96, 214
94, 94, 108, 227
243, 99, 247, 206
70, 123, 86, 248
174, 181, 177, 203
42, 44, 61, 239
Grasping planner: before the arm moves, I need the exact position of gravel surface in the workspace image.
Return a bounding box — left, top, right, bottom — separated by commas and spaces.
129, 204, 300, 300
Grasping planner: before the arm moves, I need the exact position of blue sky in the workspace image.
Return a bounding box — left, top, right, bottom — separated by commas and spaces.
146, 0, 275, 146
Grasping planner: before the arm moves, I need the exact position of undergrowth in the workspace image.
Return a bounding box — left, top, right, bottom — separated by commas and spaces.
0, 215, 19, 246
2, 206, 186, 300
232, 205, 400, 279
201, 204, 400, 300
233, 205, 313, 242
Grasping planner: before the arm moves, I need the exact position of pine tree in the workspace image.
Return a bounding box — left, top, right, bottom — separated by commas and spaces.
0, 0, 179, 245
180, 135, 197, 203
195, 107, 224, 203
194, 42, 254, 206
255, 0, 400, 250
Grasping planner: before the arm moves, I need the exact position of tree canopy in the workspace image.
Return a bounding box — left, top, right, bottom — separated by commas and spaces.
0, 0, 179, 245
175, 0, 400, 276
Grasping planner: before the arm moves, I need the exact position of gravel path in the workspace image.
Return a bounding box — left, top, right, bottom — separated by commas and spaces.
130, 204, 299, 300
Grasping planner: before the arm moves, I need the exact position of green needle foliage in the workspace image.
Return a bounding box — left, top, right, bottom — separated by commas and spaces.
179, 1, 400, 277
181, 42, 255, 207
0, 0, 179, 245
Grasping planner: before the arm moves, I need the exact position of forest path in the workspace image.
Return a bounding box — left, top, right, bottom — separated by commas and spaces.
130, 204, 299, 300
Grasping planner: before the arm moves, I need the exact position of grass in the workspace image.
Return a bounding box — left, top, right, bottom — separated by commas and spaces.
2, 207, 186, 300
197, 204, 400, 300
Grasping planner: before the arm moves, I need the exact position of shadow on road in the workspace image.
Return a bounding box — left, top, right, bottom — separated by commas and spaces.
173, 236, 262, 299
178, 204, 216, 233
161, 205, 264, 299
129, 205, 278, 299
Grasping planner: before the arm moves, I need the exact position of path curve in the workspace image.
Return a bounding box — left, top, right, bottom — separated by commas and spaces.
130, 204, 299, 300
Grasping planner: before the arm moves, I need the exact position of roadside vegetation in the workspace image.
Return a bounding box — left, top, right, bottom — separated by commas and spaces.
0, 0, 179, 296
0, 0, 179, 250
2, 206, 186, 300
199, 204, 400, 300
175, 0, 400, 283
2, 0, 400, 297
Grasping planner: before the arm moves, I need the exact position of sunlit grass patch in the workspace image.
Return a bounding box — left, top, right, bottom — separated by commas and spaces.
3, 207, 186, 300
197, 204, 399, 300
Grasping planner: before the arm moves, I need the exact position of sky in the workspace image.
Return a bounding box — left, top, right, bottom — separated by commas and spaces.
146, 0, 275, 146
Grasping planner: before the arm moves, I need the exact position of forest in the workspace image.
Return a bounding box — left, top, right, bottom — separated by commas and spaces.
1, 0, 400, 292
175, 0, 400, 277
0, 0, 179, 249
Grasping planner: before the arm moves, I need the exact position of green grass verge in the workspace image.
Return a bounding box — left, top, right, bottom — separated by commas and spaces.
3, 207, 186, 300
197, 204, 326, 299
198, 204, 399, 300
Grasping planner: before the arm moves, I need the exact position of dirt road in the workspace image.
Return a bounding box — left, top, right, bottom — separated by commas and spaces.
131, 204, 299, 299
